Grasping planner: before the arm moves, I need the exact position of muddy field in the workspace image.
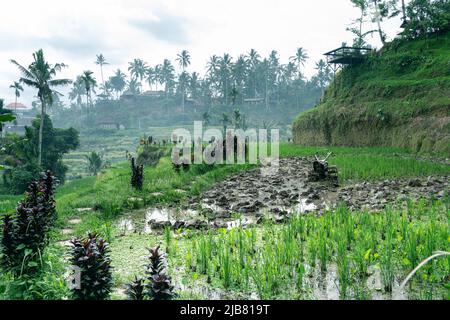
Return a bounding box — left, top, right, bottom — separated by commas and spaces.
118, 157, 449, 234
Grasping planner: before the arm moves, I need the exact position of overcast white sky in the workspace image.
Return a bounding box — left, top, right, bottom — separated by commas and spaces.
0, 0, 404, 106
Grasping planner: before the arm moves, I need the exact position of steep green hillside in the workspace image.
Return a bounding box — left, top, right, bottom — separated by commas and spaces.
293, 31, 450, 154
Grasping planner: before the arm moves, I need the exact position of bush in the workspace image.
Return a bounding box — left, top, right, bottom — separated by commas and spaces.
130, 157, 144, 190
0, 171, 56, 275
69, 233, 113, 300
145, 246, 176, 300
3, 163, 41, 195
137, 145, 166, 167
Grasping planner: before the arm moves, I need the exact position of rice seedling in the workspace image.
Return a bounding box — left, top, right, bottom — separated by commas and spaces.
336, 233, 350, 299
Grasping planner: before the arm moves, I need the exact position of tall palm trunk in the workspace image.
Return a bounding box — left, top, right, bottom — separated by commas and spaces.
100, 65, 105, 92
38, 98, 46, 166
373, 0, 386, 45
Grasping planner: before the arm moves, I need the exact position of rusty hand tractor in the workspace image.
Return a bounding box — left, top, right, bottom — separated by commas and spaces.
308, 152, 339, 184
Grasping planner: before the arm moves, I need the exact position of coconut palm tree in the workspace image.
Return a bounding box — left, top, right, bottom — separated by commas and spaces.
69, 76, 85, 106
80, 70, 97, 116
146, 66, 156, 91
247, 49, 261, 97
206, 55, 220, 98
95, 54, 109, 93
161, 59, 175, 105
128, 59, 148, 93
219, 54, 233, 105
153, 64, 162, 91
10, 49, 71, 165
176, 50, 191, 112
290, 47, 309, 78
109, 69, 127, 99
202, 111, 210, 127
232, 55, 248, 104
9, 81, 24, 112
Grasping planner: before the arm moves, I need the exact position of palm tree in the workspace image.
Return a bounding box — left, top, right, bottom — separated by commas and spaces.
202, 111, 211, 127
220, 54, 233, 105
222, 113, 230, 136
232, 55, 248, 104
233, 108, 242, 128
95, 54, 109, 93
206, 55, 220, 98
176, 50, 191, 112
128, 59, 148, 93
230, 88, 239, 107
372, 0, 386, 45
85, 151, 103, 176
69, 76, 85, 106
80, 70, 97, 117
161, 59, 175, 105
109, 69, 127, 99
247, 49, 260, 97
9, 81, 24, 112
146, 66, 156, 90
10, 49, 71, 165
176, 50, 191, 70
290, 47, 309, 78
154, 64, 162, 91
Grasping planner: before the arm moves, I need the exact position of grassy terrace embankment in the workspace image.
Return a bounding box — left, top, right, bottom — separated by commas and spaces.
293, 31, 450, 154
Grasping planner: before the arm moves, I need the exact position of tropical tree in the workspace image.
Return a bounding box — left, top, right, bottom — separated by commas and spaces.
232, 55, 248, 104
80, 70, 97, 116
221, 113, 230, 136
313, 59, 332, 97
233, 108, 242, 128
9, 82, 24, 111
230, 88, 239, 107
189, 72, 201, 101
109, 69, 127, 99
10, 49, 71, 165
0, 99, 16, 138
128, 59, 148, 93
290, 47, 309, 78
202, 111, 210, 127
146, 66, 156, 90
348, 0, 374, 46
85, 151, 103, 175
95, 54, 109, 93
160, 59, 175, 104
247, 49, 261, 97
206, 55, 221, 99
176, 50, 191, 112
219, 54, 233, 105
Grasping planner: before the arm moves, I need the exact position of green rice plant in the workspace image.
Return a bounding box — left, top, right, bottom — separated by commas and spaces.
380, 218, 395, 293
336, 233, 350, 299
164, 226, 172, 254
405, 228, 419, 269
197, 236, 211, 275
308, 239, 318, 268
296, 263, 306, 291
219, 246, 232, 289
317, 229, 328, 272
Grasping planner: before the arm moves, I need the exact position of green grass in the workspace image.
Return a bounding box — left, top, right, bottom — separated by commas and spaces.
280, 144, 450, 182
